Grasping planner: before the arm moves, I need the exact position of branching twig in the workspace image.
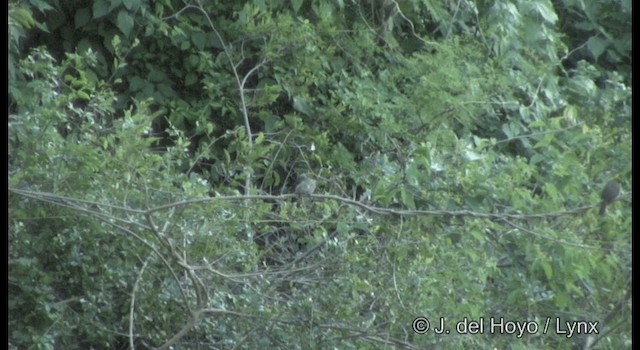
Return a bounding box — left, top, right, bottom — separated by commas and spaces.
10, 187, 613, 222
170, 4, 271, 195
129, 255, 152, 350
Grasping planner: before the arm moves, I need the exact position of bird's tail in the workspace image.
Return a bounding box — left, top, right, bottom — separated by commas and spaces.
599, 201, 607, 215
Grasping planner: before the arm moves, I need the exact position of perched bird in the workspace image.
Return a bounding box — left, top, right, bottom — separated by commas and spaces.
599, 180, 620, 215
295, 173, 316, 195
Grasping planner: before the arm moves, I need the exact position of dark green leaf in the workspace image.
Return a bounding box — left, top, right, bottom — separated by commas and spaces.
92, 0, 110, 19
116, 10, 134, 37
74, 7, 91, 28
291, 0, 303, 13
122, 0, 139, 11
192, 32, 207, 51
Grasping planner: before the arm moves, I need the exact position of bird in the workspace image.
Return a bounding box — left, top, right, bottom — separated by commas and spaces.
295, 173, 316, 196
599, 180, 620, 215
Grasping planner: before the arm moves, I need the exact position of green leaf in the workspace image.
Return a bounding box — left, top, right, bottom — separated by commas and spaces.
532, 1, 558, 24
76, 38, 92, 54
291, 0, 303, 13
28, 0, 55, 12
74, 7, 91, 28
192, 32, 207, 51
210, 33, 224, 49
92, 0, 110, 19
10, 7, 36, 28
540, 259, 553, 280
116, 10, 134, 37
187, 54, 199, 67
129, 76, 146, 91
587, 36, 608, 60
111, 34, 121, 51
122, 0, 139, 11
76, 90, 91, 101
293, 96, 313, 116
400, 187, 416, 210
184, 72, 198, 86
157, 83, 176, 98
110, 0, 123, 11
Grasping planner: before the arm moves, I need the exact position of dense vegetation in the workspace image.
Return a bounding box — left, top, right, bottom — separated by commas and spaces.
9, 0, 631, 349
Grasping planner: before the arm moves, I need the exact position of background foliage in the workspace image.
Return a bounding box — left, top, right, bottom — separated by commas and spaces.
9, 0, 631, 349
